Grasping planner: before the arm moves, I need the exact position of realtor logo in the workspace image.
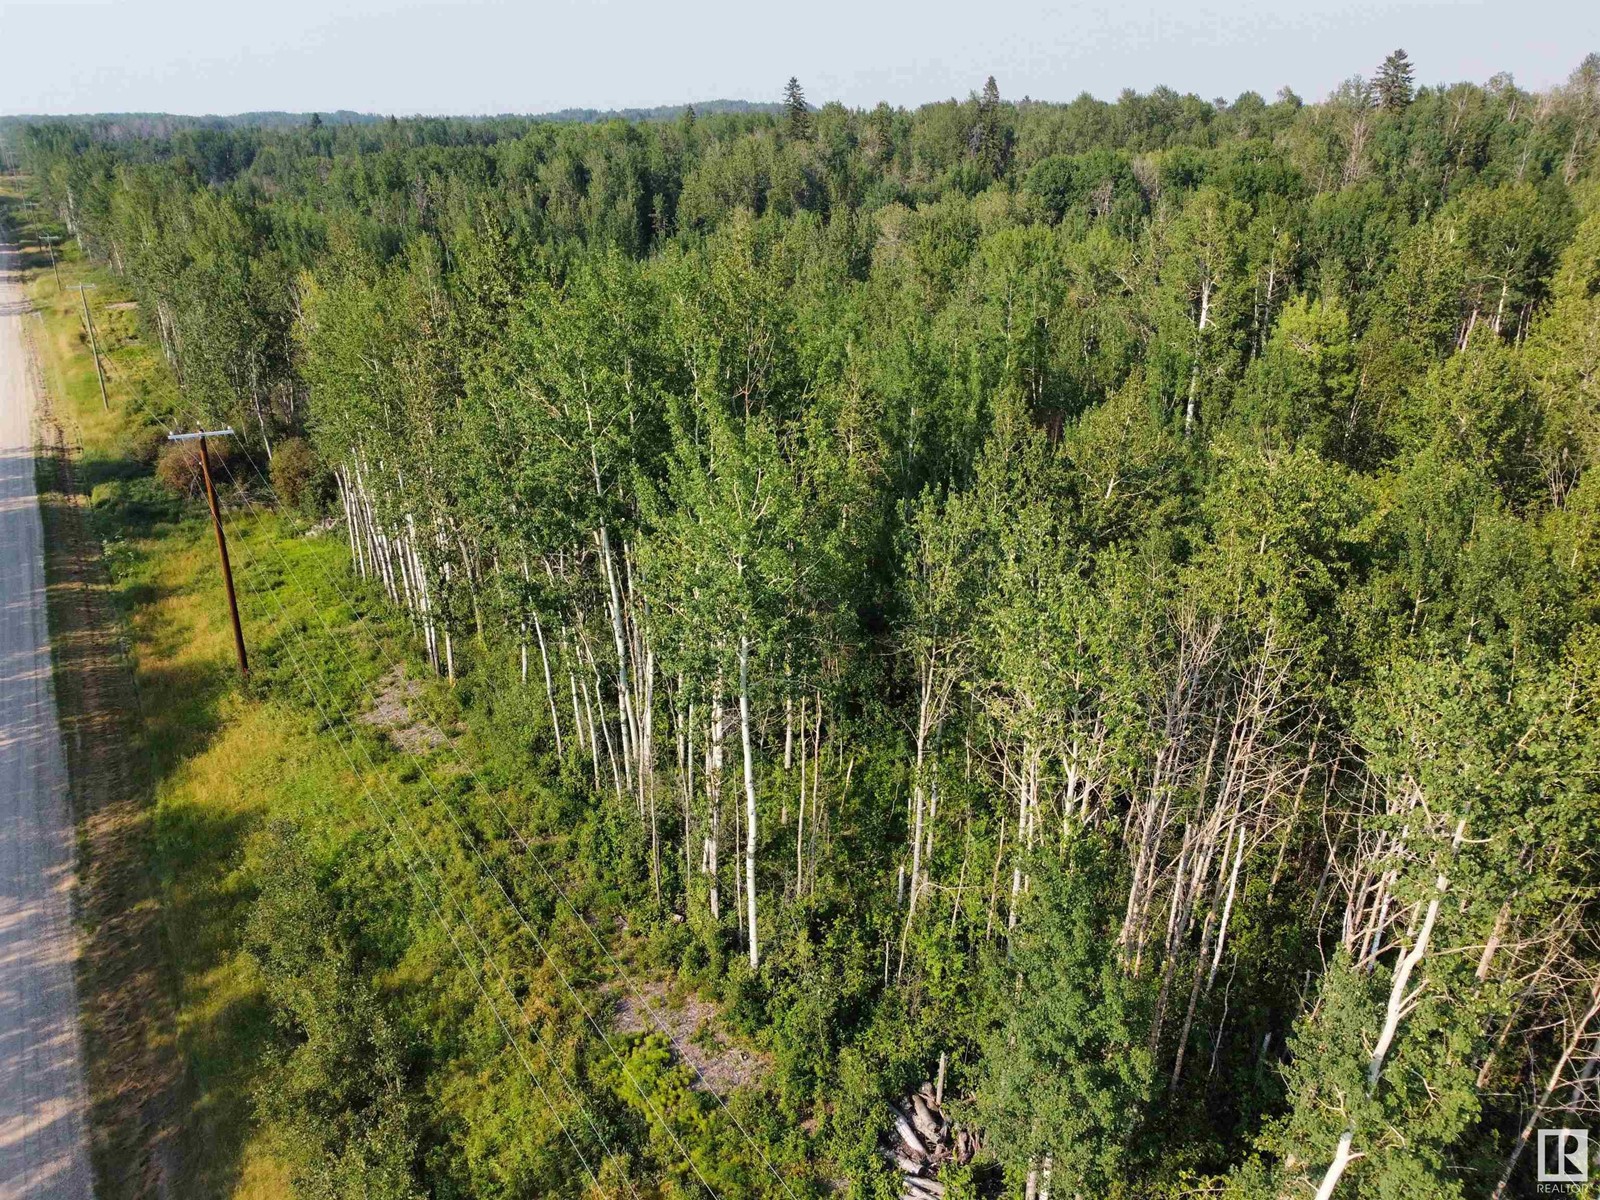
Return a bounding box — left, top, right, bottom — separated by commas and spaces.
1540, 1129, 1589, 1183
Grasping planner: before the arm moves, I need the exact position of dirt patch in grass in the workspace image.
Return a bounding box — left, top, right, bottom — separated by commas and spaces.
612, 979, 768, 1094
356, 665, 451, 753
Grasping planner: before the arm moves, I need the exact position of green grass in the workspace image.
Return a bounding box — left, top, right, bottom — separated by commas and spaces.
5, 178, 408, 1200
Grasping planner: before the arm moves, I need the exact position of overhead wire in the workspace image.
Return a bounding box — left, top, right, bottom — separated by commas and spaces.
209, 444, 719, 1199
220, 438, 804, 1197
188, 445, 641, 1200
222, 433, 806, 1199
219, 432, 802, 1198
39, 248, 782, 1192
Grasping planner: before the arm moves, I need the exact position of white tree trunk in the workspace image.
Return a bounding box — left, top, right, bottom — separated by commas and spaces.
796, 749, 807, 898
534, 615, 562, 756
1207, 825, 1247, 991
1311, 869, 1448, 1200
1311, 1129, 1356, 1200
568, 668, 586, 753
1491, 977, 1600, 1200
683, 695, 694, 883
740, 637, 760, 969
1367, 874, 1445, 1090
709, 693, 724, 921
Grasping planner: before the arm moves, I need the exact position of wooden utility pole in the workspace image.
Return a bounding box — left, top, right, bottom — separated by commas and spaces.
40, 235, 62, 292
168, 428, 248, 676
69, 283, 108, 411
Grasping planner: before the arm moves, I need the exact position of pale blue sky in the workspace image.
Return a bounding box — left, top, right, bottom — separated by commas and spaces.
1, 0, 1594, 116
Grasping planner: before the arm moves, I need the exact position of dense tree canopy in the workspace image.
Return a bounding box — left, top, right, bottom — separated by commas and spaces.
22, 53, 1600, 1199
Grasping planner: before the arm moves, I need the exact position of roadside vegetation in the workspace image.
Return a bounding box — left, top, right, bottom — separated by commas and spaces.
7, 178, 800, 1200
11, 47, 1600, 1200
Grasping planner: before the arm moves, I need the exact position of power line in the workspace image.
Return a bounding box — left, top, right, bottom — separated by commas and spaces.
210, 447, 722, 1199
223, 436, 803, 1198
190, 464, 636, 1199
224, 597, 620, 1193
43, 245, 710, 1192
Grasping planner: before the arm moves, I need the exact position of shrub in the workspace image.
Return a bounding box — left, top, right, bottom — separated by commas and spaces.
154, 439, 219, 498
128, 426, 166, 468
269, 437, 329, 513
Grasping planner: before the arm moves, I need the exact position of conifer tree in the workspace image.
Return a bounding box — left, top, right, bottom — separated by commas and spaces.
1375, 49, 1416, 111
26, 58, 1600, 1199
972, 75, 1010, 176
784, 76, 810, 140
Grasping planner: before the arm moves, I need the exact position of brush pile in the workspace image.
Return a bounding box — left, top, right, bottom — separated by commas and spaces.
881, 1080, 977, 1198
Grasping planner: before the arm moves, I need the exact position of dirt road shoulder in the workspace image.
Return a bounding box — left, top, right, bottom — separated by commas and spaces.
17, 229, 179, 1199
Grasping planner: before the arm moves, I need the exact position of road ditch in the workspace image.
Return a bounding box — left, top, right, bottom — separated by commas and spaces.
14, 203, 181, 1199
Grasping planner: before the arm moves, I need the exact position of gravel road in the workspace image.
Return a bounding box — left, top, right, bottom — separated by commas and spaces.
0, 239, 95, 1199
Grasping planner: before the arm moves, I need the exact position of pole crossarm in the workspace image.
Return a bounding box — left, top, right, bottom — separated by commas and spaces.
166, 428, 237, 442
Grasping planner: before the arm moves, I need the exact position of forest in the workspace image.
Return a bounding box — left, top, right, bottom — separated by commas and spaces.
17, 49, 1600, 1199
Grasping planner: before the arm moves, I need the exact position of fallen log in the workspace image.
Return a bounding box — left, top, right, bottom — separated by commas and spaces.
886, 1103, 929, 1160
911, 1093, 945, 1144
880, 1147, 924, 1175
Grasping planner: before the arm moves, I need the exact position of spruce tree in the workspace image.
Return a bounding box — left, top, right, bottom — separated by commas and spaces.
981, 74, 1000, 112
1375, 49, 1416, 111
972, 75, 1010, 176
784, 76, 810, 139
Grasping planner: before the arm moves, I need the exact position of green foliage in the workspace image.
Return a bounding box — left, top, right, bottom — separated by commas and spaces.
269, 436, 330, 513
1234, 295, 1358, 458
786, 77, 811, 142
1026, 149, 1141, 225
972, 845, 1155, 1194
23, 54, 1600, 1200
1375, 50, 1416, 112
246, 822, 424, 1199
